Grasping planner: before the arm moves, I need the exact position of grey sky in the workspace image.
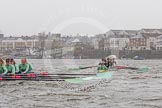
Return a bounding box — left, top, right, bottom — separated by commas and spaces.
0, 0, 162, 36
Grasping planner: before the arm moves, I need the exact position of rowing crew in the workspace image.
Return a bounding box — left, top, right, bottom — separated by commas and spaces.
0, 58, 33, 75
97, 56, 117, 72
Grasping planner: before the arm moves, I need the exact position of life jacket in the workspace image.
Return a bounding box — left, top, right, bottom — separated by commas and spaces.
98, 65, 107, 71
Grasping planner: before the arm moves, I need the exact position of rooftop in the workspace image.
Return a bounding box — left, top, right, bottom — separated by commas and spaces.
71, 38, 81, 43
131, 34, 144, 39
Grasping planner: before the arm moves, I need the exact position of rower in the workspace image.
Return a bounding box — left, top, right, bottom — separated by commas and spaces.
105, 58, 110, 69
99, 58, 106, 65
109, 59, 113, 69
0, 58, 7, 75
5, 58, 15, 75
112, 58, 117, 66
19, 58, 33, 74
109, 58, 117, 69
10, 58, 19, 73
97, 63, 108, 73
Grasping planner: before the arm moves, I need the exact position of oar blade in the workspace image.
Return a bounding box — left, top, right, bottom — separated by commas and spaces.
96, 72, 113, 79
82, 72, 113, 81
65, 78, 83, 84
82, 77, 94, 80
138, 67, 149, 72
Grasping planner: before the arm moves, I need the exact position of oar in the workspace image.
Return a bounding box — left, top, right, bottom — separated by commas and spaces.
0, 76, 36, 81
115, 66, 138, 70
0, 75, 36, 81
0, 72, 113, 82
2, 73, 96, 77
115, 66, 149, 72
38, 76, 85, 79
29, 74, 87, 79
65, 78, 83, 84
1, 75, 81, 79
79, 65, 98, 69
0, 73, 92, 81
68, 65, 98, 71
125, 66, 149, 72
0, 79, 36, 81
0, 73, 36, 77
0, 74, 37, 78
0, 77, 65, 81
39, 72, 96, 76
0, 72, 92, 82
1, 75, 36, 79
0, 76, 81, 81
37, 79, 65, 81
0, 74, 82, 81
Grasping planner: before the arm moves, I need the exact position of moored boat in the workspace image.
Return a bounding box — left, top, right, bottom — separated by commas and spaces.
133, 56, 145, 60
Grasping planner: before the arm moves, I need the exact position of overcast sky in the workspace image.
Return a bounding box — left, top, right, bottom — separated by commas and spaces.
0, 0, 162, 36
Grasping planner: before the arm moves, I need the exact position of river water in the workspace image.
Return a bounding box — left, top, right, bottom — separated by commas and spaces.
0, 59, 162, 108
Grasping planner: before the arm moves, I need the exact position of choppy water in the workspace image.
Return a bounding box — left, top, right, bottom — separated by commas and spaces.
1, 59, 162, 108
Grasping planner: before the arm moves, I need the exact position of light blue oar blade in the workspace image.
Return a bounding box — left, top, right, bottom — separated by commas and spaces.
65, 78, 83, 84
65, 72, 113, 83
82, 77, 94, 80
82, 72, 113, 81
96, 72, 113, 78
138, 67, 149, 72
